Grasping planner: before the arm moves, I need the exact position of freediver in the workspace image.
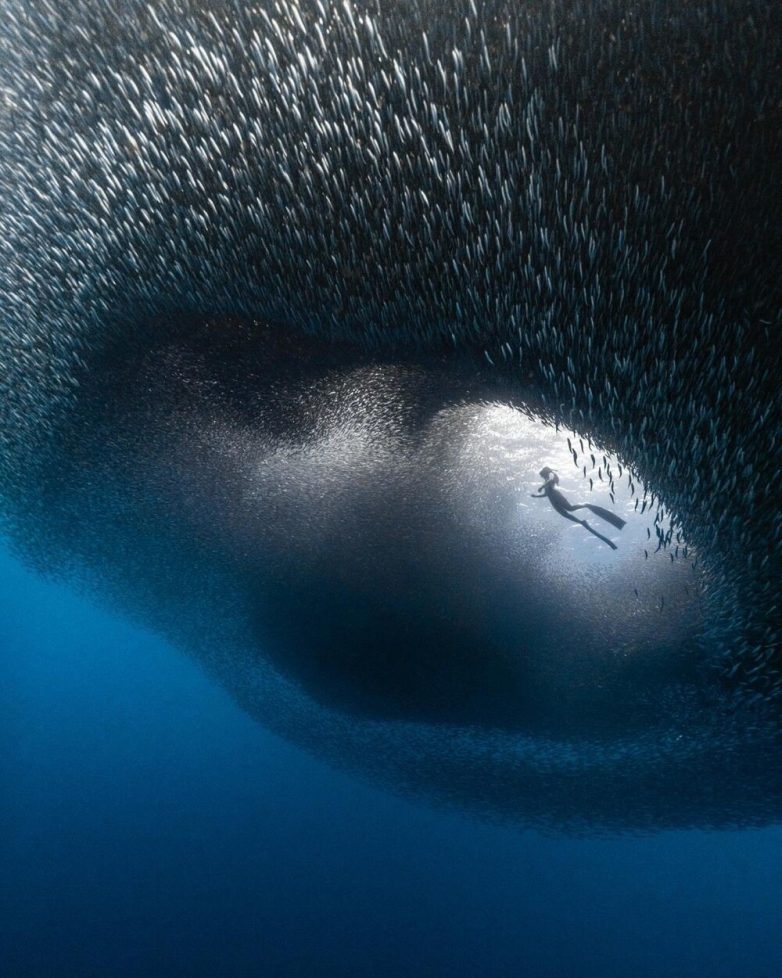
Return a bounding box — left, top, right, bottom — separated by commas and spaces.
531, 466, 626, 550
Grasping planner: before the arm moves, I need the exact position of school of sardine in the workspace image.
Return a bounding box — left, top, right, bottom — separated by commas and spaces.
0, 0, 779, 704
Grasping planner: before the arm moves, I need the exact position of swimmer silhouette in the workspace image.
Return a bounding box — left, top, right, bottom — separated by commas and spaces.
531, 467, 626, 550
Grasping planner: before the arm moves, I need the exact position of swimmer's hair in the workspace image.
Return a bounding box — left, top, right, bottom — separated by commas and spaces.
539, 466, 559, 484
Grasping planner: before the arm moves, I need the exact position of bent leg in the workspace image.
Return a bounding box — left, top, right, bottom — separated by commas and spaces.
584, 504, 626, 529
559, 510, 584, 524
571, 502, 626, 530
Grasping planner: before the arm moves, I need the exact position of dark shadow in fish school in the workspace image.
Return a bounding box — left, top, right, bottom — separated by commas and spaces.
531, 467, 626, 549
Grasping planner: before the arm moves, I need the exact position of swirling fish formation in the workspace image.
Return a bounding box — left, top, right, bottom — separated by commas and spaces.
0, 0, 780, 695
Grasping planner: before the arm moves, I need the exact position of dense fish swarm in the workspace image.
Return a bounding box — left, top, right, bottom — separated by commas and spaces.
0, 0, 780, 697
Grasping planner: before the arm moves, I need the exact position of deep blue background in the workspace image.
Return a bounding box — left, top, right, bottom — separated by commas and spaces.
1, 546, 781, 978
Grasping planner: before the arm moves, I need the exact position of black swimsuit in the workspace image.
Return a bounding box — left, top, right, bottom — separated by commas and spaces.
544, 483, 579, 518
541, 482, 627, 536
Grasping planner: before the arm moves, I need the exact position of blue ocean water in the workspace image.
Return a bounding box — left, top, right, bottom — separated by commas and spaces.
1, 545, 781, 978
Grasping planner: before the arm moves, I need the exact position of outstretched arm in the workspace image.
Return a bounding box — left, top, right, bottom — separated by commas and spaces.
531, 475, 555, 497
